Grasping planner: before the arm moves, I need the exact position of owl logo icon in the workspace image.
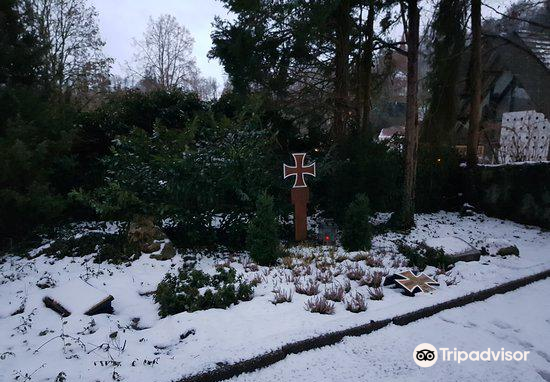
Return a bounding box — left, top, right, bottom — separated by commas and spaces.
413, 343, 438, 367
416, 349, 435, 361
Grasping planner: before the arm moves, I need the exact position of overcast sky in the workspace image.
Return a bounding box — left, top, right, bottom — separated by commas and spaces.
90, 0, 514, 85
90, 0, 232, 84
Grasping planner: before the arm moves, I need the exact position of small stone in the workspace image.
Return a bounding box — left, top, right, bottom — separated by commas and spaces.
141, 242, 161, 254
497, 245, 520, 257
151, 242, 176, 261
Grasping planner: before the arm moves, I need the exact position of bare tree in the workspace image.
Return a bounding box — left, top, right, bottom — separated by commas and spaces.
467, 0, 482, 167
130, 14, 198, 91
29, 0, 112, 95
393, 0, 420, 230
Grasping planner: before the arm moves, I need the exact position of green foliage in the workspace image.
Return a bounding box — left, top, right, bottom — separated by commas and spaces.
0, 0, 45, 87
316, 137, 403, 222
247, 193, 280, 265
75, 99, 278, 248
416, 145, 461, 212
341, 194, 373, 251
38, 229, 140, 264
0, 96, 81, 242
422, 0, 467, 147
397, 241, 449, 270
155, 267, 255, 317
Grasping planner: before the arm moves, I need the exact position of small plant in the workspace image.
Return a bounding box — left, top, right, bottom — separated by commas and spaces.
345, 292, 367, 313
364, 255, 384, 268
342, 278, 352, 293
247, 193, 281, 265
445, 275, 459, 286
281, 256, 294, 269
335, 254, 348, 263
294, 278, 320, 296
249, 273, 263, 286
324, 284, 345, 302
316, 270, 333, 284
244, 262, 259, 272
352, 252, 370, 261
305, 296, 335, 315
271, 287, 293, 304
341, 194, 373, 251
345, 264, 366, 281
358, 271, 384, 288
367, 287, 384, 300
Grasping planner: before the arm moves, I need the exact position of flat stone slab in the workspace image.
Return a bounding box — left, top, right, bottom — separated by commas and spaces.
424, 237, 481, 263
481, 238, 520, 257
44, 279, 114, 316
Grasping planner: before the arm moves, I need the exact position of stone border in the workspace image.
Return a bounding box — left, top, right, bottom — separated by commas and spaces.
175, 268, 550, 382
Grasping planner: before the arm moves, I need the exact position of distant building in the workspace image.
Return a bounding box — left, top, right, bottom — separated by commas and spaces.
378, 126, 405, 141
457, 30, 550, 163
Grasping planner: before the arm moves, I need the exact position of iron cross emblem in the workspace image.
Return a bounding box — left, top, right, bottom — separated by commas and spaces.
283, 153, 316, 188
394, 270, 439, 295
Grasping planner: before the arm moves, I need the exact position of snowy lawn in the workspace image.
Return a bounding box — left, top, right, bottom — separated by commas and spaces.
229, 278, 550, 382
0, 212, 549, 381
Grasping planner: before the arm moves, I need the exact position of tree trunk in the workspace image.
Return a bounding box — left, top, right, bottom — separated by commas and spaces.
399, 0, 420, 229
358, 0, 375, 139
467, 0, 482, 167
332, 0, 351, 141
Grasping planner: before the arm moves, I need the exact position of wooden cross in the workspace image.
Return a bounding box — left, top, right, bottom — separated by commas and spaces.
283, 153, 316, 241
393, 270, 439, 296
283, 153, 316, 188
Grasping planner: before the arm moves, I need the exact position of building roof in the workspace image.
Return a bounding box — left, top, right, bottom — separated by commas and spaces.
516, 30, 550, 70
458, 30, 550, 121
378, 126, 405, 140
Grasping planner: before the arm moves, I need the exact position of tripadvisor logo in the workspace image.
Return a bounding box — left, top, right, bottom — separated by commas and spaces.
414, 343, 438, 367
413, 343, 530, 367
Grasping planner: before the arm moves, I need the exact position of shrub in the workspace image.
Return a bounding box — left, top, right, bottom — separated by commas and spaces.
155, 267, 255, 317
358, 271, 384, 288
345, 264, 366, 281
345, 292, 367, 313
397, 241, 449, 270
271, 287, 293, 304
341, 194, 373, 251
247, 193, 280, 265
315, 270, 333, 284
294, 278, 320, 296
39, 229, 140, 264
324, 284, 345, 302
367, 287, 384, 300
305, 296, 335, 314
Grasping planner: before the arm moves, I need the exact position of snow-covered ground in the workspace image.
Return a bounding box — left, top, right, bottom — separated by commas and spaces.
229, 278, 550, 382
0, 212, 549, 381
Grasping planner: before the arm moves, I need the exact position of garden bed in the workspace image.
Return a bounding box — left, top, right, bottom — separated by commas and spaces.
1, 212, 549, 382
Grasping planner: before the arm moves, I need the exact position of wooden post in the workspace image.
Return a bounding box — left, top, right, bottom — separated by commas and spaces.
291, 187, 310, 241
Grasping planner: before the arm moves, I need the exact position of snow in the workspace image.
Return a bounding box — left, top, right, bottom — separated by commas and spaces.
424, 237, 473, 255
46, 279, 111, 315
229, 278, 550, 382
0, 212, 549, 381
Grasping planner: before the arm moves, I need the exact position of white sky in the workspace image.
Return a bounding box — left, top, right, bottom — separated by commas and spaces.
90, 0, 232, 84
90, 0, 515, 85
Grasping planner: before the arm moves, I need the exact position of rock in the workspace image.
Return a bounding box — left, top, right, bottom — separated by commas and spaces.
424, 237, 481, 263
481, 238, 520, 257
497, 245, 520, 257
141, 242, 161, 254
151, 242, 176, 261
128, 217, 166, 246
